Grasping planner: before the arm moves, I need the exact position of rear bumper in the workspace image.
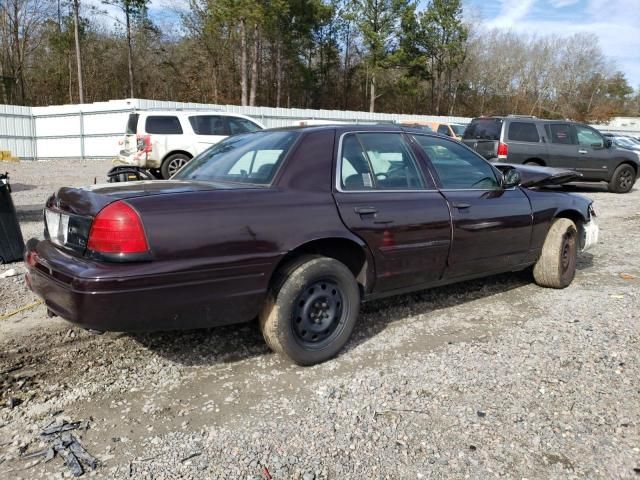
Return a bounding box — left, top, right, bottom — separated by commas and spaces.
116, 152, 161, 169
24, 239, 267, 332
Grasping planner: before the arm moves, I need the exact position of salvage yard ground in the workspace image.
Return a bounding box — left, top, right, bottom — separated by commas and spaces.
0, 159, 639, 479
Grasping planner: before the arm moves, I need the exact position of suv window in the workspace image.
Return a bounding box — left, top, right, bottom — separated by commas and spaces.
229, 117, 262, 135
575, 125, 604, 148
546, 123, 574, 145
189, 115, 227, 135
413, 135, 500, 190
462, 118, 503, 140
126, 113, 139, 134
508, 122, 540, 142
340, 133, 425, 191
174, 131, 298, 185
145, 116, 183, 135
437, 124, 450, 136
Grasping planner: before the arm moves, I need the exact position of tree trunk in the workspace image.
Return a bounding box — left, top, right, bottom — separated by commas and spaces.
72, 0, 84, 103
249, 22, 258, 106
342, 22, 351, 110
126, 6, 134, 98
369, 71, 375, 113
275, 41, 281, 108
239, 18, 247, 106
68, 51, 73, 103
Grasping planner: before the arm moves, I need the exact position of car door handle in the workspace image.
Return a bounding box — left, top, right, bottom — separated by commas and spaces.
578, 149, 588, 154
451, 202, 471, 209
354, 206, 377, 215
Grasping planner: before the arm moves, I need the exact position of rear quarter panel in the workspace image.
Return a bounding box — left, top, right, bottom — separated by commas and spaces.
126, 129, 363, 320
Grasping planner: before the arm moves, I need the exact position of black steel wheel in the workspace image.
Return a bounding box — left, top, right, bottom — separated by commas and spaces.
608, 164, 636, 193
260, 256, 360, 365
292, 279, 346, 349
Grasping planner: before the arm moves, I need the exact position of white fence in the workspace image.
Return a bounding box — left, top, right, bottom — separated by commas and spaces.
1, 98, 638, 161
1, 98, 471, 161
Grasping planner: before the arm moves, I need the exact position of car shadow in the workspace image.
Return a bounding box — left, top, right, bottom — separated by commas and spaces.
560, 183, 611, 193
16, 204, 44, 222
132, 269, 539, 367
8, 182, 36, 193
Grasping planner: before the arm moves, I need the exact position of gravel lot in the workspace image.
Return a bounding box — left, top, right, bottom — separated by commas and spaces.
0, 159, 638, 479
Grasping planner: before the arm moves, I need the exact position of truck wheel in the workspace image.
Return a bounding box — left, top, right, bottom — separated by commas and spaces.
533, 218, 577, 289
607, 164, 636, 193
260, 256, 360, 366
161, 153, 190, 179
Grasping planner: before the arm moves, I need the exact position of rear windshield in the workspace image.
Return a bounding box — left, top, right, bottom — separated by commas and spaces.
126, 113, 139, 134
174, 131, 300, 185
462, 118, 503, 140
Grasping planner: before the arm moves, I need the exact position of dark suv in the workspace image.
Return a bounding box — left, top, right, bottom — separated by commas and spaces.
462, 116, 639, 193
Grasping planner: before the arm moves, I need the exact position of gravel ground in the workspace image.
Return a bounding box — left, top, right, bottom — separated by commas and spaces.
0, 159, 638, 479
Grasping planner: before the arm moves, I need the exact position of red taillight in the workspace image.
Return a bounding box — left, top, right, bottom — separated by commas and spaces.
26, 250, 37, 267
87, 201, 149, 255
136, 135, 152, 153
497, 142, 508, 159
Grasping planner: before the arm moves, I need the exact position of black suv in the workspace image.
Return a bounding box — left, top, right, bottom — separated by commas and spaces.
462, 116, 639, 193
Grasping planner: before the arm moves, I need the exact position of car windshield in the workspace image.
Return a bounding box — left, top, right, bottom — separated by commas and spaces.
174, 131, 300, 185
450, 124, 467, 135
462, 118, 503, 140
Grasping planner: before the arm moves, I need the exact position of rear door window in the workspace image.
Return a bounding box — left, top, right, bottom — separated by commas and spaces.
189, 115, 227, 135
228, 117, 262, 135
145, 116, 183, 134
340, 133, 425, 190
462, 118, 503, 140
546, 123, 575, 145
508, 122, 540, 142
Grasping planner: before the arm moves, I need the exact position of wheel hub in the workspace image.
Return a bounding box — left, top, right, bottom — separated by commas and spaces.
293, 280, 344, 345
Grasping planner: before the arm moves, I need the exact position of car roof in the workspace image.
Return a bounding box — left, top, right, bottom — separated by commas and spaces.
134, 110, 252, 118
265, 124, 448, 136
470, 116, 594, 127
262, 125, 461, 144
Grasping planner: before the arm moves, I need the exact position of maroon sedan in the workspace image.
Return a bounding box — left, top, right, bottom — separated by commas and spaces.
25, 126, 598, 365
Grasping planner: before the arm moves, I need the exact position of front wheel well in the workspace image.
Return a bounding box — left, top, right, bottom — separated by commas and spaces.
270, 238, 370, 295
614, 161, 638, 176
554, 209, 588, 249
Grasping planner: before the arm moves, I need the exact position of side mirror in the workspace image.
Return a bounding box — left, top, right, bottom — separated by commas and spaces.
604, 138, 613, 148
502, 167, 521, 188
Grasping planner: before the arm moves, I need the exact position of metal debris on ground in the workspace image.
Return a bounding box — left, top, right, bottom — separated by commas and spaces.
0, 268, 18, 279
24, 420, 98, 477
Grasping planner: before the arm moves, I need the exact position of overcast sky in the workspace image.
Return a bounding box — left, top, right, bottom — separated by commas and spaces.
465, 0, 640, 88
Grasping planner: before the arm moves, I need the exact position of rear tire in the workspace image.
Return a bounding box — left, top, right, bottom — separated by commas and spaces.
607, 164, 636, 193
260, 256, 360, 366
161, 153, 191, 179
533, 218, 578, 289
524, 160, 542, 166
